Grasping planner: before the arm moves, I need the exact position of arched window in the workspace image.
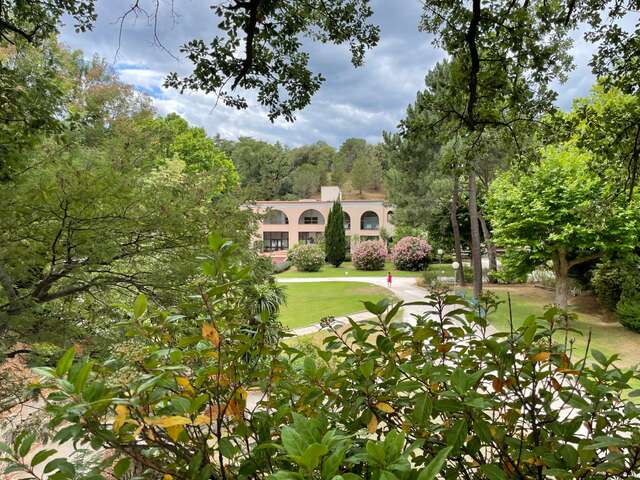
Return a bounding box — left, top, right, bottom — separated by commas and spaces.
387, 210, 394, 223
299, 209, 325, 225
343, 212, 351, 230
264, 209, 289, 225
361, 211, 379, 230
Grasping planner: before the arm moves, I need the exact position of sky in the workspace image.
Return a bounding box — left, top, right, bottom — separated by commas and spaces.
59, 0, 598, 148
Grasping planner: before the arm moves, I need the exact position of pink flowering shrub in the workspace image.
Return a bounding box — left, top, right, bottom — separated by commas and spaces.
390, 236, 432, 271
352, 240, 388, 271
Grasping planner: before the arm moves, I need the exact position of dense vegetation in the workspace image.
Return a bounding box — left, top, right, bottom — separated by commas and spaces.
3, 0, 640, 478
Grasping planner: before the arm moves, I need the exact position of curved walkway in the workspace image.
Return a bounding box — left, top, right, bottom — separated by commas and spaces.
277, 276, 433, 335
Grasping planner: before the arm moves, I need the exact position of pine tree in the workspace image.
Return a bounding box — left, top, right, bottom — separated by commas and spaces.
325, 200, 346, 267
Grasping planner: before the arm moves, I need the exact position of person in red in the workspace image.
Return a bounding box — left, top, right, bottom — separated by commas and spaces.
387, 271, 392, 287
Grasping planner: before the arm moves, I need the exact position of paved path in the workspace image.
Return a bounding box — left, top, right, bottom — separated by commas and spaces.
278, 276, 433, 333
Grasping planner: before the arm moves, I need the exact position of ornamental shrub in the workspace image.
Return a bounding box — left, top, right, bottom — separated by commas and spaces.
390, 236, 432, 271
288, 243, 324, 272
616, 294, 640, 332
352, 240, 387, 270
591, 254, 640, 310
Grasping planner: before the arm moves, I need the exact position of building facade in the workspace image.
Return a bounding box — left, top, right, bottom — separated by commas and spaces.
252, 186, 394, 256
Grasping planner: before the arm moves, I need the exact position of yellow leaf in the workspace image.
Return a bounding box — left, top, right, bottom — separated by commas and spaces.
531, 351, 551, 362
367, 414, 378, 433
194, 414, 212, 426
202, 322, 220, 346
166, 424, 184, 442
163, 475, 173, 480
113, 405, 129, 432
146, 416, 192, 428
237, 387, 248, 400
436, 343, 452, 353
374, 402, 395, 413
176, 376, 194, 395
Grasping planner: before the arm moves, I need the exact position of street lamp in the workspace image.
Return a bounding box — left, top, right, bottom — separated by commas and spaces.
437, 248, 443, 264
451, 261, 460, 288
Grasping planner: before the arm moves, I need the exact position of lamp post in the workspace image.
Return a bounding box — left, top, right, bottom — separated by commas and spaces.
451, 261, 460, 289
437, 248, 443, 264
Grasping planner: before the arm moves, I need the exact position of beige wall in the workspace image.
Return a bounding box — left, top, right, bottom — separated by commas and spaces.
254, 200, 395, 251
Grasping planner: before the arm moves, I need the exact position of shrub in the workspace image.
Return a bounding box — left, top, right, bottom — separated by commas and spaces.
288, 243, 324, 272
591, 254, 640, 310
616, 294, 640, 332
325, 201, 347, 267
272, 260, 291, 274
352, 240, 387, 270
16, 282, 640, 480
390, 236, 432, 271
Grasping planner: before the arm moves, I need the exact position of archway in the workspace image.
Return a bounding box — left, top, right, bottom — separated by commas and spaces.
360, 211, 379, 230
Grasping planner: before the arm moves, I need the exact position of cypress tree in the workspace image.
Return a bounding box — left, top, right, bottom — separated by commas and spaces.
325, 200, 346, 267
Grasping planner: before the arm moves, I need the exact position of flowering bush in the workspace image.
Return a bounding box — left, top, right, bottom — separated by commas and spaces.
288, 243, 325, 272
390, 236, 432, 271
352, 240, 387, 270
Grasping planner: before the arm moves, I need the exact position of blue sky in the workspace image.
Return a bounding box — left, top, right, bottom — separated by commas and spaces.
60, 0, 598, 147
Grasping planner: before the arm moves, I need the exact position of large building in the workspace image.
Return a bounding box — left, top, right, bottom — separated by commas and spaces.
253, 186, 394, 257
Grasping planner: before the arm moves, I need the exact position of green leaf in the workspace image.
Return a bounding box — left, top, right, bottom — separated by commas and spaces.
479, 464, 508, 480
133, 294, 147, 319
281, 426, 305, 457
363, 299, 387, 315
55, 347, 75, 377
591, 349, 608, 366
297, 443, 328, 470
359, 359, 374, 378
18, 433, 36, 458
113, 458, 131, 478
219, 438, 237, 459
411, 393, 432, 425
365, 440, 386, 465
30, 449, 57, 467
73, 361, 92, 393
417, 446, 452, 480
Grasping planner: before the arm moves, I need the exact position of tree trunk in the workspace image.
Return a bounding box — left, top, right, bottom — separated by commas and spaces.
468, 170, 483, 298
479, 212, 497, 275
552, 249, 570, 309
450, 175, 465, 286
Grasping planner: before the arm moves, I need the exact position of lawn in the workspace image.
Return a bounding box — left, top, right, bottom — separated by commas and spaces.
277, 261, 455, 278
470, 285, 640, 369
278, 281, 397, 329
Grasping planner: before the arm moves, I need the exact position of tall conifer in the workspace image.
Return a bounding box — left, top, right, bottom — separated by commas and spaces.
325, 200, 346, 267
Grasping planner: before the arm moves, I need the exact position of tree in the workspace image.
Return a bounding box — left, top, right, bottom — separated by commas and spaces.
325, 201, 346, 267
291, 163, 321, 197
488, 144, 640, 308
228, 137, 293, 199
351, 153, 373, 195
338, 137, 368, 171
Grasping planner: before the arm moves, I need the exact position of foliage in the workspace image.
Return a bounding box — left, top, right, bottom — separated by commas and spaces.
165, 0, 379, 121
390, 236, 432, 271
352, 240, 387, 271
273, 260, 291, 274
616, 294, 640, 333
591, 254, 640, 311
325, 201, 347, 267
10, 282, 640, 479
488, 143, 640, 308
227, 137, 293, 199
288, 243, 325, 272
350, 153, 374, 194
0, 45, 250, 350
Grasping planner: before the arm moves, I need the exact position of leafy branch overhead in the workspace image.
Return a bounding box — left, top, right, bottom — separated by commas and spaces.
164, 0, 380, 121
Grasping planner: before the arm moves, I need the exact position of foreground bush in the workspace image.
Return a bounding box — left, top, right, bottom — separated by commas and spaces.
7, 242, 640, 480
352, 240, 387, 270
288, 243, 324, 271
390, 236, 432, 271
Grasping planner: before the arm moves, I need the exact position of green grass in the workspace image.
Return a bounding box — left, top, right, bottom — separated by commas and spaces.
470, 286, 640, 369
277, 261, 454, 278
278, 281, 397, 329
